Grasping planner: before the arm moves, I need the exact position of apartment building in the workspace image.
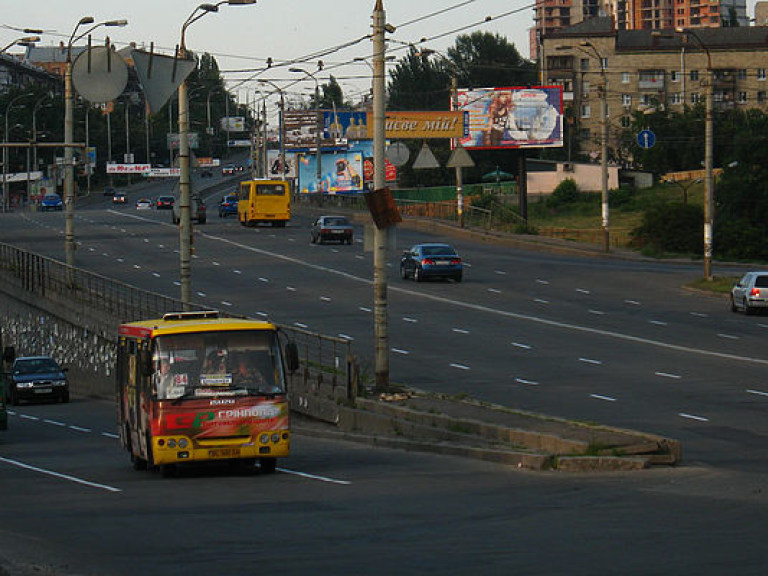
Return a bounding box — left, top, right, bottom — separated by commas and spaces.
531, 0, 748, 59
541, 17, 768, 156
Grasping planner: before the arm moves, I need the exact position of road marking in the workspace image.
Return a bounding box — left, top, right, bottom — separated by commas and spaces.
534, 298, 549, 304
287, 286, 296, 292
588, 309, 605, 315
515, 377, 539, 386
277, 467, 351, 485
625, 299, 641, 306
576, 288, 591, 295
536, 279, 549, 285
579, 357, 603, 365
20, 414, 39, 421
679, 413, 709, 422
590, 394, 617, 402
512, 342, 532, 350
488, 288, 502, 294
68, 425, 91, 433
294, 322, 309, 329
391, 348, 410, 355
152, 272, 161, 278
452, 328, 469, 334
650, 320, 668, 326
258, 277, 269, 283
320, 296, 331, 302
102, 432, 120, 439
402, 317, 418, 323
655, 371, 682, 380
746, 389, 768, 397
338, 334, 354, 341
0, 456, 121, 492
717, 333, 739, 340
450, 363, 470, 370
690, 312, 708, 318
133, 264, 141, 269
234, 269, 242, 274
359, 306, 372, 313
197, 291, 206, 297
43, 419, 66, 427
494, 270, 507, 275
221, 301, 233, 307
212, 261, 220, 266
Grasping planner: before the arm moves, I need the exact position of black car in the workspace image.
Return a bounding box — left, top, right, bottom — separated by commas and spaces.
156, 195, 175, 210
311, 215, 354, 245
8, 355, 69, 404
400, 243, 463, 282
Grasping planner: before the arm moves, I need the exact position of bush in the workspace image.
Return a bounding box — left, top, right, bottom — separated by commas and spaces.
547, 178, 580, 208
630, 202, 703, 255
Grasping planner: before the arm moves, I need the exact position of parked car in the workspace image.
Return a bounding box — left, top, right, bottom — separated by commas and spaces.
156, 195, 175, 210
400, 243, 463, 283
172, 193, 207, 224
218, 193, 239, 218
731, 271, 768, 315
112, 192, 126, 204
8, 355, 69, 404
136, 198, 152, 210
311, 215, 354, 244
39, 193, 63, 211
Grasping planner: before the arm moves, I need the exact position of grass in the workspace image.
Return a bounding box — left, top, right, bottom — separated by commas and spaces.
687, 275, 739, 295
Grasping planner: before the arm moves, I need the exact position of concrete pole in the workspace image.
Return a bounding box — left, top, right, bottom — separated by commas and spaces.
64, 56, 76, 268
600, 65, 609, 252
315, 82, 322, 193
704, 60, 714, 280
372, 0, 389, 391
178, 74, 193, 308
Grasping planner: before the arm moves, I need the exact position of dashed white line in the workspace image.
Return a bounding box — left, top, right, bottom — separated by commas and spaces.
43, 419, 66, 427
452, 328, 469, 334
234, 269, 242, 274
449, 363, 470, 370
690, 312, 708, 318
536, 279, 550, 285
655, 371, 682, 380
277, 467, 351, 485
68, 425, 91, 433
102, 432, 120, 439
679, 413, 709, 422
590, 394, 617, 402
534, 298, 549, 304
576, 288, 591, 295
152, 272, 161, 278
588, 309, 605, 315
649, 320, 668, 326
579, 357, 603, 365
320, 296, 331, 302
359, 306, 372, 313
258, 277, 269, 283
625, 299, 641, 306
0, 456, 121, 492
338, 334, 354, 341
746, 389, 768, 397
221, 301, 233, 307
402, 317, 418, 323
515, 377, 539, 386
494, 270, 507, 275
294, 322, 309, 329
716, 333, 739, 340
391, 348, 410, 355
488, 288, 502, 294
286, 286, 296, 292
512, 342, 532, 350
197, 291, 206, 297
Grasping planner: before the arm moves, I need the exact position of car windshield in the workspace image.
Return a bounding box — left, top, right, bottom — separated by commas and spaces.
152, 330, 286, 400
755, 275, 768, 288
15, 358, 60, 374
422, 245, 456, 256
325, 217, 349, 226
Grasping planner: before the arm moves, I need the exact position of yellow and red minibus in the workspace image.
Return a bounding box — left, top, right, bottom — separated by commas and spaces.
237, 179, 291, 227
116, 311, 298, 476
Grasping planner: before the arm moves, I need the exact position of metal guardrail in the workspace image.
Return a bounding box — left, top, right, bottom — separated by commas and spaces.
0, 242, 359, 405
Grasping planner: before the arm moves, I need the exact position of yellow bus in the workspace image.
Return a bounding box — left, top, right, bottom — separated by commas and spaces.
116, 310, 298, 476
237, 179, 291, 227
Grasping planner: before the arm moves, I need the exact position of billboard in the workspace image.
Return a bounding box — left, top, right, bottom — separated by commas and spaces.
220, 116, 246, 131
324, 111, 367, 140
365, 111, 468, 139
266, 150, 297, 179
453, 86, 563, 150
297, 151, 364, 194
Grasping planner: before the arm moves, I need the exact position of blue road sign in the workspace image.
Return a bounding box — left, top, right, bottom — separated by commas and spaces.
637, 129, 656, 149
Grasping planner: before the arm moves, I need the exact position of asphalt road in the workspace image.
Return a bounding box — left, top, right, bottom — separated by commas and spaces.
1, 182, 768, 574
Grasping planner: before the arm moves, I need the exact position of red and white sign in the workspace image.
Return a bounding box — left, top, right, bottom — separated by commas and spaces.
107, 163, 152, 174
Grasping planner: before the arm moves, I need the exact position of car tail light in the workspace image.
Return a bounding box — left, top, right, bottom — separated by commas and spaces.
751, 287, 760, 296
421, 258, 435, 265
450, 258, 461, 265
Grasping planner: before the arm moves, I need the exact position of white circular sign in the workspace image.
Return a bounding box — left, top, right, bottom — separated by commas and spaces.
386, 142, 410, 167
72, 46, 129, 104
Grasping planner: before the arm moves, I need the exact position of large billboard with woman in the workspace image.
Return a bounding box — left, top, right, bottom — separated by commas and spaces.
452, 86, 563, 150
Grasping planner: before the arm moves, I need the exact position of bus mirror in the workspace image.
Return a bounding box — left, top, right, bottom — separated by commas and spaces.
3, 346, 15, 364
284, 341, 299, 373
138, 350, 153, 378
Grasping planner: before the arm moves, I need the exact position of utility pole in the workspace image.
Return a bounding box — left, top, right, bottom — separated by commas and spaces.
372, 0, 389, 391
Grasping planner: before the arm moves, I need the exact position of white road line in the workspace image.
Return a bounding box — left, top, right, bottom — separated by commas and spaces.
359, 306, 372, 313
294, 322, 309, 329
221, 301, 233, 307
452, 328, 469, 334
512, 342, 532, 350
258, 277, 269, 283
402, 317, 418, 323
625, 299, 641, 306
197, 291, 206, 297
534, 298, 549, 304
450, 363, 470, 370
515, 377, 539, 386
690, 312, 708, 318
536, 279, 550, 285
716, 333, 739, 340
494, 270, 507, 275
0, 456, 121, 492
43, 419, 66, 427
338, 334, 354, 341
152, 272, 161, 278
579, 357, 603, 365
588, 309, 605, 315
488, 288, 502, 294
234, 269, 242, 274
391, 348, 410, 355
590, 394, 617, 402
746, 389, 768, 397
650, 320, 668, 326
101, 432, 120, 439
655, 371, 682, 380
320, 296, 331, 302
576, 288, 591, 295
68, 425, 91, 433
286, 286, 296, 292
212, 261, 220, 266
133, 265, 141, 269
679, 413, 709, 422
20, 414, 39, 421
277, 467, 351, 485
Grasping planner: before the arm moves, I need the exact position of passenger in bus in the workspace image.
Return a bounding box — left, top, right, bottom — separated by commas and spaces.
155, 358, 174, 398
202, 349, 228, 374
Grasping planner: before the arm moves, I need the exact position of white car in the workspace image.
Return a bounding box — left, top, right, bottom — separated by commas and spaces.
136, 198, 152, 210
731, 271, 768, 315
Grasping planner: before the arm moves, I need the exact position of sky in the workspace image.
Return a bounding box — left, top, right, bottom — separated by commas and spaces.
2, 0, 537, 116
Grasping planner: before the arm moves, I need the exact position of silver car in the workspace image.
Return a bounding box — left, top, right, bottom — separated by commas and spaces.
731, 271, 768, 315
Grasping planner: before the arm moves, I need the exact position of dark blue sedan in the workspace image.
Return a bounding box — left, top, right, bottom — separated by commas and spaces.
40, 193, 63, 211
400, 243, 463, 283
218, 193, 239, 218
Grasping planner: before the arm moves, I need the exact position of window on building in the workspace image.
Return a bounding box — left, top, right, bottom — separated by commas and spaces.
620, 116, 631, 128
581, 104, 591, 118
737, 69, 747, 81
758, 91, 766, 102
738, 91, 747, 103
758, 69, 766, 81
580, 58, 590, 71
671, 93, 683, 105
671, 70, 680, 82
690, 92, 701, 104
622, 94, 632, 106
600, 57, 608, 71
582, 80, 590, 95
621, 71, 630, 83
714, 91, 724, 103
690, 70, 699, 82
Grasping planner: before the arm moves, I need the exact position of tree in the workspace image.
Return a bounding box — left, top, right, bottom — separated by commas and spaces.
316, 75, 348, 109
387, 47, 452, 111
446, 31, 536, 89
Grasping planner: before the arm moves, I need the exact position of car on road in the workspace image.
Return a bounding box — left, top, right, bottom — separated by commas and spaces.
136, 198, 152, 210
103, 186, 116, 197
155, 195, 175, 210
39, 193, 63, 211
200, 169, 213, 178
218, 193, 239, 218
222, 165, 236, 176
731, 271, 768, 315
8, 355, 69, 405
311, 215, 354, 245
112, 192, 126, 204
400, 243, 463, 282
172, 193, 207, 224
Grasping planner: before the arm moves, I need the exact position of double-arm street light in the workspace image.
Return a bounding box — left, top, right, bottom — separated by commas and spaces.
177, 0, 256, 307
3, 92, 33, 212
1, 34, 40, 54
64, 16, 127, 268
289, 67, 322, 193
676, 28, 714, 281
257, 79, 286, 181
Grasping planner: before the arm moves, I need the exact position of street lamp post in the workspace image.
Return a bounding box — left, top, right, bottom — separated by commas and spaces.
64, 16, 127, 268
289, 67, 322, 193
177, 0, 256, 307
677, 28, 714, 281
0, 35, 40, 54
257, 80, 286, 181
